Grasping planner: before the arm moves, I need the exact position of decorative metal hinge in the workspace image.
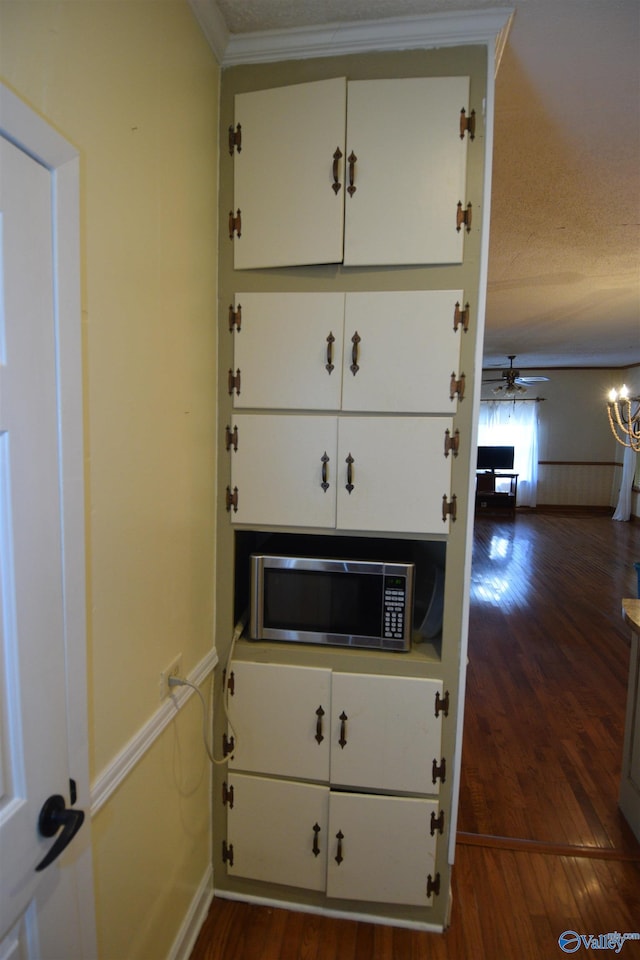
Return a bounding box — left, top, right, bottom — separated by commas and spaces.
227, 670, 235, 696
222, 781, 234, 808
453, 301, 470, 333
435, 689, 450, 718
228, 123, 242, 155
450, 372, 465, 401
222, 733, 235, 757
442, 495, 457, 524
225, 425, 238, 452
228, 368, 241, 396
226, 486, 239, 513
459, 107, 476, 140
444, 429, 460, 459
430, 810, 445, 836
228, 303, 242, 332
432, 757, 447, 784
228, 208, 242, 240
222, 841, 234, 866
456, 201, 472, 233
426, 873, 441, 898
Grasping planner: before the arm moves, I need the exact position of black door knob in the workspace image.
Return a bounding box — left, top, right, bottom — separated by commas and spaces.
35, 793, 85, 872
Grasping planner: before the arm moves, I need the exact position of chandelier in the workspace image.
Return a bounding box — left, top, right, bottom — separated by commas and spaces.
607, 385, 640, 452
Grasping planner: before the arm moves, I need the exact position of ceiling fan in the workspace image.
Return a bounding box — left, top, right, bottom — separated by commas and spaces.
483, 356, 549, 396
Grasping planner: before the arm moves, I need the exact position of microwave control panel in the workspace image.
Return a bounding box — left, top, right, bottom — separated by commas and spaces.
383, 574, 408, 640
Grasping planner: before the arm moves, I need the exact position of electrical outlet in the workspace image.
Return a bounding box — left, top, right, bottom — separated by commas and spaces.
159, 653, 183, 700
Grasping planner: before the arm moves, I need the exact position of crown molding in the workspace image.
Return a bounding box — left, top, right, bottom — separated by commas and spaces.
188, 0, 229, 64
188, 4, 514, 69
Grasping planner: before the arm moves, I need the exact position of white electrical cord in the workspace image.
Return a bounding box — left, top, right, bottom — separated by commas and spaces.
168, 610, 247, 766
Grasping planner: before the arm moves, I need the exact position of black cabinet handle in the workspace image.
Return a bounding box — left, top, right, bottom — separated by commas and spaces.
35, 794, 85, 872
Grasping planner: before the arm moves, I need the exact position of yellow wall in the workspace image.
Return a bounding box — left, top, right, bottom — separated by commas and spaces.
0, 2, 219, 956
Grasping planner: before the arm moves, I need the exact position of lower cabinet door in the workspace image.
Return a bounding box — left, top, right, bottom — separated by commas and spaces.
227, 773, 329, 891
329, 673, 444, 795
336, 417, 454, 534
228, 662, 331, 783
326, 792, 440, 906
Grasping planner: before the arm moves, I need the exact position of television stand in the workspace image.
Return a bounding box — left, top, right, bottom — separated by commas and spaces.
475, 471, 518, 516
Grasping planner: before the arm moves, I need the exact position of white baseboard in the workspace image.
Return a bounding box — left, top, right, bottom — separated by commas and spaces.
213, 888, 443, 933
168, 865, 214, 960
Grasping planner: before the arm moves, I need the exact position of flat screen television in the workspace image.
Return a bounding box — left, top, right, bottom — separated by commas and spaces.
476, 445, 515, 471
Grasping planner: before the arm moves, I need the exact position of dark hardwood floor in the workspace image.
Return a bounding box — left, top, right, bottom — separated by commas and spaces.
190, 512, 640, 960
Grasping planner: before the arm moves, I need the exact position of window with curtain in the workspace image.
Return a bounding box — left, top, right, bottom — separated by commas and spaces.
478, 401, 539, 507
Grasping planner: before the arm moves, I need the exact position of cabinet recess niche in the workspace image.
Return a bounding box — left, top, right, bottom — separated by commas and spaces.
229, 76, 471, 269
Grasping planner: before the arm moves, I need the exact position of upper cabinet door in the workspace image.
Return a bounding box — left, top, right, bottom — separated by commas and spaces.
336, 416, 455, 534
233, 78, 347, 269
230, 414, 338, 528
341, 290, 464, 414
232, 76, 471, 269
232, 292, 345, 410
343, 77, 470, 266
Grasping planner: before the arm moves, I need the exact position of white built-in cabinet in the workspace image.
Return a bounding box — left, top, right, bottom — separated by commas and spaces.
226, 290, 463, 532
230, 291, 466, 414
224, 662, 445, 905
218, 53, 490, 927
228, 413, 455, 533
230, 76, 471, 269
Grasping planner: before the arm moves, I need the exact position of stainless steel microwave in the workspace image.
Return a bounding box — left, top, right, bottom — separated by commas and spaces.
250, 554, 415, 652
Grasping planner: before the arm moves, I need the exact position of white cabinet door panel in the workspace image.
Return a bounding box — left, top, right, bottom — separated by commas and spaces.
341, 291, 464, 414
231, 414, 338, 528
329, 673, 443, 795
233, 78, 347, 268
232, 293, 344, 410
336, 417, 454, 534
343, 77, 469, 266
228, 662, 331, 781
228, 773, 329, 891
326, 792, 439, 905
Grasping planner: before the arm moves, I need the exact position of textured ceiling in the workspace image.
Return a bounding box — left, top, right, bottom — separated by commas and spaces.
212, 0, 640, 371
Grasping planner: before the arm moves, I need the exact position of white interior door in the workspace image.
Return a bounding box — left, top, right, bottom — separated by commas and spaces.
0, 104, 92, 957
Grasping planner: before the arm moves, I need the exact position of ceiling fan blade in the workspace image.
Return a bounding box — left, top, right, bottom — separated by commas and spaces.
516, 376, 549, 383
